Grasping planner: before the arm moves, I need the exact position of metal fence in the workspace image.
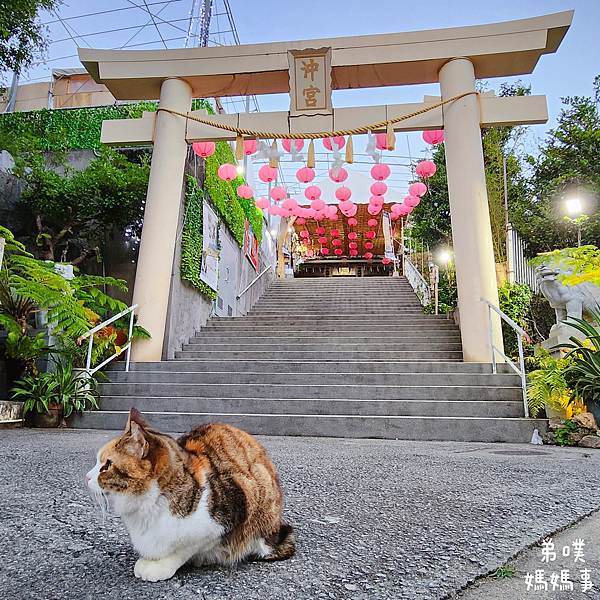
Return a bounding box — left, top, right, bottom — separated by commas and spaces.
506, 224, 538, 292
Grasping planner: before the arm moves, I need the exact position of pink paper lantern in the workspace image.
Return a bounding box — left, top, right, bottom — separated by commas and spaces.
236, 184, 254, 199
330, 229, 340, 238
332, 238, 342, 247
422, 129, 444, 145
375, 133, 389, 150
316, 226, 326, 235
348, 232, 358, 241
255, 197, 269, 209
296, 167, 315, 183
408, 182, 427, 197
268, 205, 280, 216
258, 165, 278, 183
318, 236, 328, 245
329, 167, 348, 183
217, 163, 238, 181
299, 230, 310, 239
365, 230, 376, 239
404, 195, 421, 208
346, 203, 358, 217
370, 182, 388, 196
320, 247, 330, 255
326, 205, 338, 218
370, 163, 391, 181
280, 207, 292, 217
364, 241, 374, 250
306, 250, 314, 258
349, 249, 358, 257
347, 217, 358, 227
270, 186, 287, 201
349, 241, 358, 250
415, 160, 436, 179
296, 217, 306, 225
334, 248, 343, 256
335, 186, 352, 202
243, 139, 258, 155
305, 208, 316, 217
382, 257, 392, 265
282, 138, 304, 153
314, 211, 326, 221
367, 218, 378, 227
339, 200, 353, 212
392, 203, 410, 216
311, 198, 325, 211
304, 186, 322, 201
330, 213, 339, 221
369, 195, 384, 207
368, 204, 382, 216
282, 198, 298, 211
192, 141, 216, 158
322, 136, 346, 151
364, 252, 374, 260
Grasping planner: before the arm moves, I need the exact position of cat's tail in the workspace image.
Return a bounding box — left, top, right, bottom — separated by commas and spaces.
262, 523, 296, 561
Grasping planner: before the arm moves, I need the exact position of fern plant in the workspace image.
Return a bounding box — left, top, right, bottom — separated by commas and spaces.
559, 310, 600, 404
526, 347, 575, 418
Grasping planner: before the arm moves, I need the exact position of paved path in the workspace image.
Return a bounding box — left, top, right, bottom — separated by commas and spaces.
1, 429, 600, 600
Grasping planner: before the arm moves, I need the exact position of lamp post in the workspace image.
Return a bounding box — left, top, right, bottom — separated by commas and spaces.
564, 197, 588, 247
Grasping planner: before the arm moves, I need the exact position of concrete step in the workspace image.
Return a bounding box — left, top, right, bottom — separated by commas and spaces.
255, 301, 423, 308
200, 318, 459, 334
248, 309, 427, 316
181, 341, 463, 352
106, 370, 520, 387
99, 382, 519, 400
71, 411, 547, 443
108, 361, 508, 374
199, 325, 460, 339
97, 396, 524, 418
190, 334, 462, 344
175, 349, 463, 360
217, 315, 450, 322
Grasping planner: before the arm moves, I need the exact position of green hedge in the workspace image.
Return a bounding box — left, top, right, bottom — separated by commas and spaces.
181, 176, 217, 299
0, 99, 264, 247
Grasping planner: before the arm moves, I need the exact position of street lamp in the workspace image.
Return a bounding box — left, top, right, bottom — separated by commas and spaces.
437, 249, 452, 265
564, 196, 588, 247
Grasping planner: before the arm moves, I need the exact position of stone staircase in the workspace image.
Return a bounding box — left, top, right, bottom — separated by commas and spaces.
72, 276, 547, 442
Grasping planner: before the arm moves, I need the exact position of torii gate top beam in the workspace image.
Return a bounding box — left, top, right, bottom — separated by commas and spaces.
79, 11, 572, 101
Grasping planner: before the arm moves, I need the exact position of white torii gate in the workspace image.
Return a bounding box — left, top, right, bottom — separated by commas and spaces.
78, 11, 572, 363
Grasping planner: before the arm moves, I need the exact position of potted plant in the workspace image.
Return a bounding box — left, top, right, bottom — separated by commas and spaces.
51, 359, 101, 418
560, 311, 600, 423
11, 371, 61, 427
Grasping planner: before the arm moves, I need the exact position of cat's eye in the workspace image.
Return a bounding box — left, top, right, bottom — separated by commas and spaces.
100, 459, 112, 472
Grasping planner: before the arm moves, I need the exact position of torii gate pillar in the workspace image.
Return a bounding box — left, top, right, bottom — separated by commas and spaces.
439, 58, 501, 362
131, 77, 192, 362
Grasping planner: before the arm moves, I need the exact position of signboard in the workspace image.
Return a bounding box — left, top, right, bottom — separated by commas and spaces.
382, 211, 395, 260
200, 200, 219, 291
288, 48, 332, 115
244, 220, 259, 272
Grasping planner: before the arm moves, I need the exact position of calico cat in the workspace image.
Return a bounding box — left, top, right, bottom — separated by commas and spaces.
85, 409, 295, 582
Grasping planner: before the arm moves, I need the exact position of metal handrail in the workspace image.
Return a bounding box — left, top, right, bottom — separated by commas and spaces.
80, 304, 138, 375
404, 255, 431, 307
481, 297, 531, 418
236, 265, 272, 300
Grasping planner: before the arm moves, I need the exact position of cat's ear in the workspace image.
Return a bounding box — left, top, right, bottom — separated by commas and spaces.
125, 407, 148, 431
124, 408, 149, 459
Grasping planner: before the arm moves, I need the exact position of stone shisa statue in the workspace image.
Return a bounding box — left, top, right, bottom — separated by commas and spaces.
535, 263, 600, 350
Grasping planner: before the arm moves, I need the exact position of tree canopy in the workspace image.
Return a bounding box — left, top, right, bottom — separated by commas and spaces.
0, 0, 59, 81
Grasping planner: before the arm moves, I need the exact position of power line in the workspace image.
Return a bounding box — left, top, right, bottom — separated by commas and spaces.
41, 0, 184, 25
134, 0, 168, 49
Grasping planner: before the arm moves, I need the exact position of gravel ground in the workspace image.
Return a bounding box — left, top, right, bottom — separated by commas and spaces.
1, 429, 600, 600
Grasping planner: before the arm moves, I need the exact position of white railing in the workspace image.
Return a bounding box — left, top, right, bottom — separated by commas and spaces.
404, 255, 431, 306
236, 264, 272, 300
481, 297, 530, 418
80, 304, 138, 375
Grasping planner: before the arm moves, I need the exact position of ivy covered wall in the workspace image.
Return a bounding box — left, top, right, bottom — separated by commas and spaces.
0, 98, 264, 249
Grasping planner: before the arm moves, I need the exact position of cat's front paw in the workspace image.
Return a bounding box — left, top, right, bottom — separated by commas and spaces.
134, 557, 177, 582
